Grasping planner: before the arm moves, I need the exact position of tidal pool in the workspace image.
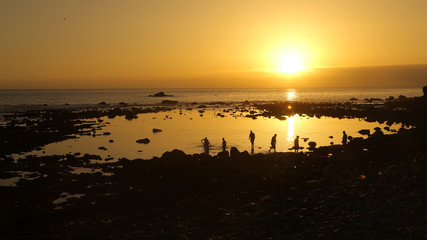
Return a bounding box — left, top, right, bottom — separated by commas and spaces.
20, 109, 405, 160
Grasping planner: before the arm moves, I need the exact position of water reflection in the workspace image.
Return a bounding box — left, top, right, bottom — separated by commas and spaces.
287, 90, 297, 101
20, 109, 406, 160
287, 115, 295, 141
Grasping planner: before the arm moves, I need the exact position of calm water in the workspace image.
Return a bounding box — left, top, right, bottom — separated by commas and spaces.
18, 108, 404, 160
0, 88, 422, 111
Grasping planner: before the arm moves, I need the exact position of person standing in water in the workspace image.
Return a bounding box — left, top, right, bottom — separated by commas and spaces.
201, 137, 211, 154
342, 131, 348, 146
269, 134, 277, 153
222, 138, 227, 152
249, 130, 255, 146
293, 136, 300, 152
249, 130, 256, 154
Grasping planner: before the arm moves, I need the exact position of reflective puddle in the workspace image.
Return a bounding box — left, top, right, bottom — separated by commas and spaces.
14, 108, 407, 160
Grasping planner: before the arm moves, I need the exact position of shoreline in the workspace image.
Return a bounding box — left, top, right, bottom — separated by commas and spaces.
1, 91, 426, 239
1, 127, 426, 239
1, 95, 424, 158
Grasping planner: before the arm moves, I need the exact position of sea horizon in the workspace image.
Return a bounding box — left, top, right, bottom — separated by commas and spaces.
0, 87, 423, 109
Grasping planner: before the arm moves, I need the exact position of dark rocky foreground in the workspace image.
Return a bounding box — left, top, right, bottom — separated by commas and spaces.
0, 128, 426, 240
1, 91, 427, 239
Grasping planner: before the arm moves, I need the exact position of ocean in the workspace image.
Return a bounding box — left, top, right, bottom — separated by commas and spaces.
0, 88, 423, 111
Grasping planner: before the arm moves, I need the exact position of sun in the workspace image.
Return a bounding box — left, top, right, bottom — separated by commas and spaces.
276, 52, 305, 74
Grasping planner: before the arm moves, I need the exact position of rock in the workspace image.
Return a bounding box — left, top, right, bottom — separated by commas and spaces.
240, 151, 251, 159
161, 149, 187, 160
149, 92, 173, 97
329, 136, 333, 139
161, 100, 179, 105
349, 97, 358, 101
125, 114, 138, 120
304, 180, 320, 188
98, 146, 107, 150
386, 96, 395, 101
103, 132, 111, 135
398, 95, 407, 100
308, 141, 317, 150
358, 129, 370, 136
372, 127, 384, 137
152, 128, 162, 133
109, 139, 114, 143
230, 147, 240, 158
98, 101, 108, 105
136, 138, 150, 144
217, 151, 229, 158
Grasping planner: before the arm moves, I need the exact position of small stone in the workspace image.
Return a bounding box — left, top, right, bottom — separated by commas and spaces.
136, 138, 150, 144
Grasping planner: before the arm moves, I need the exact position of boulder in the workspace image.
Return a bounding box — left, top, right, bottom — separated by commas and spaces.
136, 138, 150, 144
308, 141, 317, 150
240, 150, 251, 159
217, 151, 230, 158
230, 147, 240, 158
161, 149, 187, 160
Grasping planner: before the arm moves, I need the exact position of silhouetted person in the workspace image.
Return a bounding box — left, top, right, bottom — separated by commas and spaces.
293, 136, 300, 152
269, 134, 277, 153
249, 130, 255, 146
342, 131, 348, 145
222, 138, 227, 152
201, 137, 211, 154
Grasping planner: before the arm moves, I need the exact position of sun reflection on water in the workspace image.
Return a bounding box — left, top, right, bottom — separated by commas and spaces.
287, 115, 295, 141
287, 91, 297, 101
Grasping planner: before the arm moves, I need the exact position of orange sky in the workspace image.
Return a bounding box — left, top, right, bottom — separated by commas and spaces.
1, 0, 427, 89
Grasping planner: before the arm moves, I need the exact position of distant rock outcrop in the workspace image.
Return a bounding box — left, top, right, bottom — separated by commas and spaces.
149, 92, 173, 97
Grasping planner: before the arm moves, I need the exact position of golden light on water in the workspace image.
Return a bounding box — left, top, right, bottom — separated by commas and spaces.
287, 91, 297, 101
287, 115, 295, 141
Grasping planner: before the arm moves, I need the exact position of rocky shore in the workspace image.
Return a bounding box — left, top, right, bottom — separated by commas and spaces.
1, 128, 426, 239
0, 91, 426, 239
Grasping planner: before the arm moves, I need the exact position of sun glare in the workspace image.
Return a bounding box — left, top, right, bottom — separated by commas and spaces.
277, 52, 305, 74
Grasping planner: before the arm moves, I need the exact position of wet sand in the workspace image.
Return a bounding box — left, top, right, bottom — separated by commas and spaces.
0, 96, 426, 239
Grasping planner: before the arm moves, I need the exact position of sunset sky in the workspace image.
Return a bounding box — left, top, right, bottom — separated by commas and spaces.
1, 0, 427, 89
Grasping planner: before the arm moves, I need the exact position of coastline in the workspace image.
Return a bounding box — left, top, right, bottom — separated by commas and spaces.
1, 92, 426, 239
